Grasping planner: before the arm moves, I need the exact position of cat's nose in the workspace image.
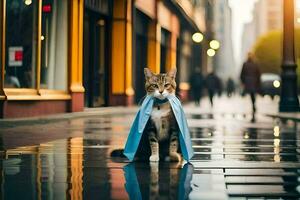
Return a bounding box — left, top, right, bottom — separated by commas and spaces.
159, 90, 163, 94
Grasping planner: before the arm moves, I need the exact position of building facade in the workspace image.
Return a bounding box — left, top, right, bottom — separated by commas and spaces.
0, 0, 206, 118
213, 0, 235, 81
0, 0, 84, 118
253, 0, 283, 37
241, 21, 256, 62
241, 0, 283, 62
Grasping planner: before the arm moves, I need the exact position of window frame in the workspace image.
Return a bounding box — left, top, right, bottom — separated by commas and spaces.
0, 0, 70, 100
0, 0, 5, 99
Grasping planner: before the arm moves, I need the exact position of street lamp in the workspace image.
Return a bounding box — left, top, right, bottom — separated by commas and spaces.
192, 32, 204, 43
279, 0, 300, 111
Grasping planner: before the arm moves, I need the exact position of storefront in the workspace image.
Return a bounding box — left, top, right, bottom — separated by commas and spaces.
162, 0, 206, 102
0, 0, 84, 118
0, 0, 205, 118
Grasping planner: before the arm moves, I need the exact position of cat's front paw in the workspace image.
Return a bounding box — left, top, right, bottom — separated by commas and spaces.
170, 152, 182, 162
149, 155, 160, 162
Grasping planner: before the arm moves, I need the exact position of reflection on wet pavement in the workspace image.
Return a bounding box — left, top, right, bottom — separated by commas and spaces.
0, 107, 300, 199
124, 163, 193, 199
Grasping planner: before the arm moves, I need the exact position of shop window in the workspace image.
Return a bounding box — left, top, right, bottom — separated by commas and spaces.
4, 0, 38, 88
40, 0, 68, 90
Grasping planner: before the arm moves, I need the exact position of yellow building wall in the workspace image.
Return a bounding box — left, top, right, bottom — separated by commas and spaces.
112, 22, 125, 94
135, 0, 156, 19
169, 14, 180, 71
69, 0, 84, 93
110, 0, 180, 99
112, 0, 133, 95
157, 2, 180, 72
147, 22, 161, 74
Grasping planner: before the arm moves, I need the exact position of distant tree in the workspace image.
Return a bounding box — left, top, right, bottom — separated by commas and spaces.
252, 30, 282, 74
252, 28, 300, 86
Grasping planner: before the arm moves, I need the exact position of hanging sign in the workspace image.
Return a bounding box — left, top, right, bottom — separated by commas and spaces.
8, 47, 23, 67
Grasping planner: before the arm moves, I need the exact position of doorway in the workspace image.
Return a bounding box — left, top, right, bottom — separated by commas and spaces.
160, 28, 171, 73
134, 10, 149, 104
83, 11, 108, 107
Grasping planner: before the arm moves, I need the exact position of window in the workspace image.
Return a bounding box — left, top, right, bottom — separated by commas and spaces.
5, 0, 38, 88
3, 0, 68, 91
41, 0, 68, 90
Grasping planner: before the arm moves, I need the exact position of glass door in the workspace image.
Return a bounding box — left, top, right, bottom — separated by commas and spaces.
83, 11, 108, 107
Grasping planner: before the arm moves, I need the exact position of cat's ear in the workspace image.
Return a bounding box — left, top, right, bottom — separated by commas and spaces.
167, 68, 177, 79
144, 68, 153, 79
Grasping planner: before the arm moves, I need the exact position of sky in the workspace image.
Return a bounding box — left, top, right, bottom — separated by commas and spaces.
228, 0, 258, 66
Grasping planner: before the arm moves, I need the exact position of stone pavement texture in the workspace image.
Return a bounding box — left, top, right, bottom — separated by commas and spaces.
0, 95, 300, 199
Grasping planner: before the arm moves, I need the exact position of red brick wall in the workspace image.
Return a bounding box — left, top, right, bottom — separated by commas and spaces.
1, 100, 68, 118
109, 94, 127, 106
70, 92, 84, 112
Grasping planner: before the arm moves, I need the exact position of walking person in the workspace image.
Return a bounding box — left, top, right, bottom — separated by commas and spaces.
189, 67, 204, 106
205, 71, 221, 107
226, 78, 235, 98
240, 52, 261, 122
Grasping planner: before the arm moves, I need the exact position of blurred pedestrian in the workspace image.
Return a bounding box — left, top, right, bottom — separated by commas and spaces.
226, 78, 235, 97
205, 71, 221, 107
240, 52, 261, 122
189, 67, 204, 106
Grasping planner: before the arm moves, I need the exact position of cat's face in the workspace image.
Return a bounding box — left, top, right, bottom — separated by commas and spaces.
144, 68, 177, 100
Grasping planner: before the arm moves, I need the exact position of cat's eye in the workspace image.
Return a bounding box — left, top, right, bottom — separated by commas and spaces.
164, 83, 170, 87
152, 84, 158, 88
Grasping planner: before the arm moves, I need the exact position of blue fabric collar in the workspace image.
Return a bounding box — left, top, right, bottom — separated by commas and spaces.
153, 98, 169, 105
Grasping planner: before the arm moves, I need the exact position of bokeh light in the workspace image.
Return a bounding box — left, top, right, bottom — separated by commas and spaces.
24, 0, 32, 5
207, 49, 216, 57
209, 40, 220, 50
192, 32, 204, 43
273, 80, 280, 88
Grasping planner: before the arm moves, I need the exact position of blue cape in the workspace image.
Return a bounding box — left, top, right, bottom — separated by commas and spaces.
123, 95, 194, 161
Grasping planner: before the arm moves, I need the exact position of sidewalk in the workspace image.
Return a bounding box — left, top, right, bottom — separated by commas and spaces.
1, 95, 300, 199
0, 94, 278, 124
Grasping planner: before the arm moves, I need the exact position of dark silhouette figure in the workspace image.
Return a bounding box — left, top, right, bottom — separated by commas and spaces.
226, 78, 235, 97
189, 68, 204, 106
240, 53, 261, 122
205, 71, 221, 107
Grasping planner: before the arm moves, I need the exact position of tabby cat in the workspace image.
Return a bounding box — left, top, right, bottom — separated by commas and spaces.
142, 68, 181, 162
111, 68, 182, 162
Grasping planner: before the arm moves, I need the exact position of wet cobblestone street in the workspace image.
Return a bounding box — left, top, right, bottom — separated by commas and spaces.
0, 96, 300, 199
